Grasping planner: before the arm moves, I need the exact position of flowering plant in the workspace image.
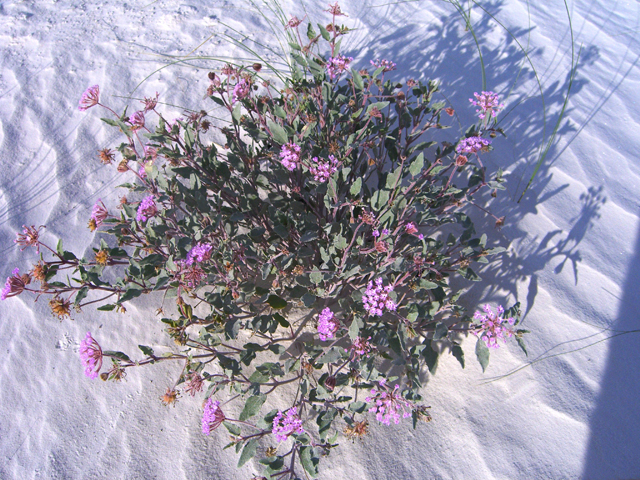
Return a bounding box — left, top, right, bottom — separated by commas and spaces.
4, 4, 528, 478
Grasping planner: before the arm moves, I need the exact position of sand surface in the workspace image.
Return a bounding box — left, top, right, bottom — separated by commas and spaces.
1, 0, 639, 479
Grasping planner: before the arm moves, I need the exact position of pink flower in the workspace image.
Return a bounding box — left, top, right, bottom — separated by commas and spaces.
136, 195, 157, 222
1, 268, 29, 301
317, 307, 339, 341
279, 142, 301, 171
309, 155, 339, 182
79, 332, 103, 379
473, 304, 515, 349
370, 59, 396, 73
365, 379, 413, 425
350, 336, 373, 357
78, 85, 100, 111
185, 242, 213, 265
326, 55, 353, 80
469, 91, 504, 120
129, 111, 145, 130
232, 78, 251, 103
456, 136, 491, 155
202, 398, 225, 435
363, 278, 397, 316
272, 407, 305, 442
90, 199, 109, 228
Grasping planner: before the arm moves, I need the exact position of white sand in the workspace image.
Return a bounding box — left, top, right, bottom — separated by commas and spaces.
1, 0, 639, 478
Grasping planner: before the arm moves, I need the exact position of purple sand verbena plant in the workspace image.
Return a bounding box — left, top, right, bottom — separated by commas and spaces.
3, 5, 530, 478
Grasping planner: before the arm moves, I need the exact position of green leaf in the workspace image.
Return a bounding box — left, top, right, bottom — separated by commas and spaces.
516, 336, 528, 356
239, 394, 266, 421
56, 239, 63, 256
452, 344, 465, 368
103, 350, 131, 363
300, 230, 319, 243
349, 177, 362, 196
351, 68, 364, 90
119, 287, 143, 304
74, 287, 89, 306
409, 152, 424, 177
371, 189, 390, 211
333, 234, 348, 250
422, 341, 439, 374
318, 23, 330, 41
267, 120, 288, 145
309, 270, 323, 285
307, 22, 317, 40
223, 421, 241, 436
138, 345, 154, 356
317, 347, 342, 364
237, 439, 257, 467
97, 304, 116, 311
475, 338, 490, 372
348, 316, 362, 340
266, 294, 287, 310
300, 446, 319, 476
433, 322, 448, 340
385, 165, 403, 189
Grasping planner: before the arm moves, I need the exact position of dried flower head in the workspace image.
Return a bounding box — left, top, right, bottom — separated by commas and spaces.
184, 372, 204, 397
161, 388, 179, 406
142, 92, 159, 112
344, 420, 369, 441
98, 148, 115, 164
285, 15, 303, 29
325, 2, 346, 16
49, 296, 71, 319
30, 261, 47, 283
95, 249, 109, 266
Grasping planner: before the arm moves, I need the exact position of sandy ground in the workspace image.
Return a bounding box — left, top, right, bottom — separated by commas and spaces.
1, 0, 639, 479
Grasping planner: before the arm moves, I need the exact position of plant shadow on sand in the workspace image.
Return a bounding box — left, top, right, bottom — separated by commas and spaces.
340, 0, 600, 318
581, 212, 640, 479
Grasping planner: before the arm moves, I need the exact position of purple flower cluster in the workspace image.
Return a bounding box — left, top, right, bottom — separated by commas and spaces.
136, 195, 157, 222
469, 91, 504, 119
91, 199, 109, 228
473, 304, 515, 349
370, 58, 397, 72
129, 111, 145, 130
455, 136, 491, 155
1, 268, 21, 301
233, 78, 251, 103
279, 142, 301, 171
78, 85, 99, 111
363, 278, 397, 316
272, 407, 305, 442
350, 336, 373, 357
79, 332, 103, 379
309, 155, 339, 182
317, 307, 338, 341
202, 398, 225, 435
365, 379, 413, 425
186, 242, 213, 265
326, 55, 353, 80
